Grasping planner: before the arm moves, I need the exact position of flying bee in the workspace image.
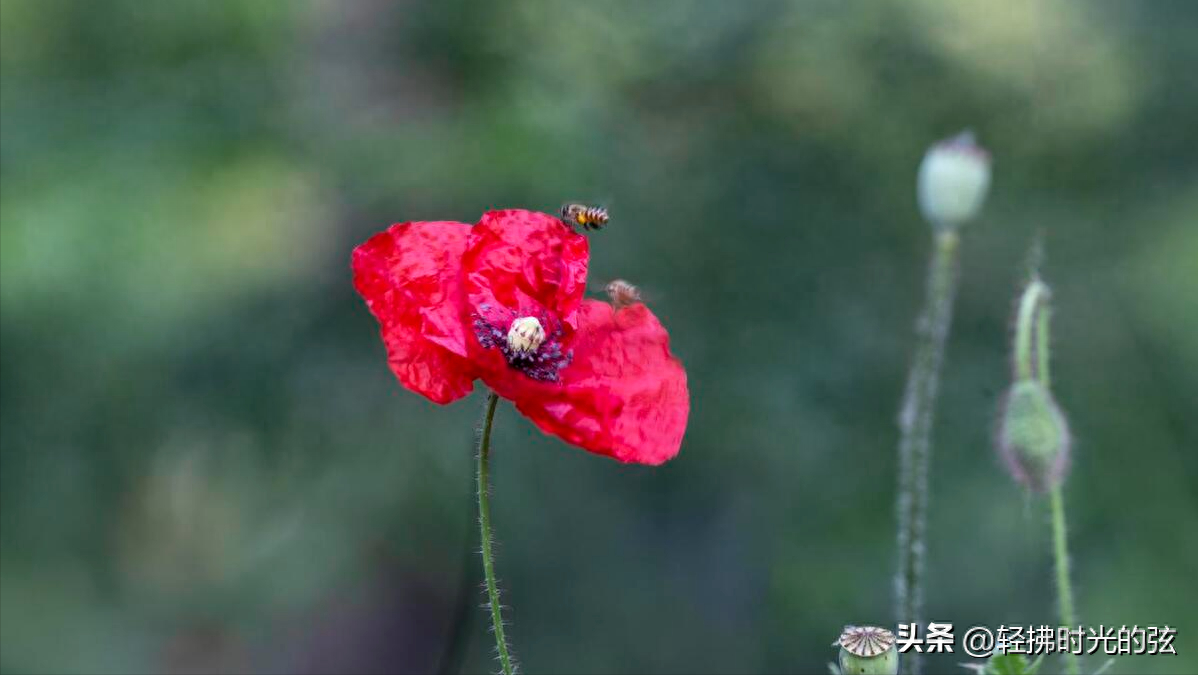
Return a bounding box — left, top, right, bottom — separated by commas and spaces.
560, 203, 609, 232
604, 279, 643, 310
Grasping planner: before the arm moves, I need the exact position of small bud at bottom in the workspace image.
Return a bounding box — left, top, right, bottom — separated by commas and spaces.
998, 380, 1071, 492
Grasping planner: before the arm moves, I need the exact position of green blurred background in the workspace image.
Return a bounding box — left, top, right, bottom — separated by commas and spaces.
2, 1, 1196, 673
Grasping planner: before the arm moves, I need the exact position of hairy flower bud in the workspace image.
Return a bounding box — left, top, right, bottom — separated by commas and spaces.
997, 380, 1071, 492
836, 626, 899, 675
917, 131, 991, 230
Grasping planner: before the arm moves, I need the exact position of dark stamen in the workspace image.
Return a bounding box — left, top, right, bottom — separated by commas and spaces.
472, 307, 571, 382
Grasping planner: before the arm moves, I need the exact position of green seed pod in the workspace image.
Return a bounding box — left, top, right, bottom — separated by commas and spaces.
836, 626, 899, 675
998, 380, 1071, 492
917, 131, 992, 231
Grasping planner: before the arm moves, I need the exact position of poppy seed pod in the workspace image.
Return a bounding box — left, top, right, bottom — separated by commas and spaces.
836, 626, 899, 675
917, 131, 992, 230
997, 380, 1071, 492
506, 316, 546, 354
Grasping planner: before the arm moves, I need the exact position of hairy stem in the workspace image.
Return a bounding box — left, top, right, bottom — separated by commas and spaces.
1014, 279, 1048, 382
477, 391, 514, 675
895, 230, 960, 675
1027, 274, 1076, 673
1036, 299, 1052, 387
1050, 486, 1080, 675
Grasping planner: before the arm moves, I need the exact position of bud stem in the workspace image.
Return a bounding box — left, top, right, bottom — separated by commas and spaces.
1014, 279, 1049, 383
1050, 486, 1080, 675
477, 391, 515, 675
1037, 301, 1053, 388
895, 230, 960, 675
1018, 271, 1077, 674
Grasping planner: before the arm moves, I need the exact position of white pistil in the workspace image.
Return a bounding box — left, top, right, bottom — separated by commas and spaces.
506, 316, 546, 354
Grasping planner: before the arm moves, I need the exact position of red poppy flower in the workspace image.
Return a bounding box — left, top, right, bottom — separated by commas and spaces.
352, 209, 689, 465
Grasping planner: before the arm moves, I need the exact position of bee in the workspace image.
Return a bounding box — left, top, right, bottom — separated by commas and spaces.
560, 203, 609, 232
605, 279, 643, 310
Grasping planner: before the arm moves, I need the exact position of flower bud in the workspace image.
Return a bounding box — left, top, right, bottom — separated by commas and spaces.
836, 626, 899, 675
917, 131, 991, 230
506, 316, 546, 354
997, 380, 1071, 492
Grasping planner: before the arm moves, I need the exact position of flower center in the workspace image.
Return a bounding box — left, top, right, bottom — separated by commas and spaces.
472, 306, 572, 382
506, 316, 546, 354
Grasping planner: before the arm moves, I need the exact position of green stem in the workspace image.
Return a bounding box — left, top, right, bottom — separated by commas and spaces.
1050, 486, 1080, 675
1036, 300, 1052, 387
895, 230, 960, 675
1027, 275, 1074, 673
477, 391, 514, 675
1014, 279, 1047, 382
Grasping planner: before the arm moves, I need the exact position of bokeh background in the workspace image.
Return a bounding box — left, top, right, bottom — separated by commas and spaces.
2, 1, 1196, 673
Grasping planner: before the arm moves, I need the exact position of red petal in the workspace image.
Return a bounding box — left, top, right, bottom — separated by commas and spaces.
352, 221, 476, 404
507, 300, 689, 465
461, 209, 589, 329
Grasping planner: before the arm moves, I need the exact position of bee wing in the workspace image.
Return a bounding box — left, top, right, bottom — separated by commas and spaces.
636, 286, 660, 305
559, 197, 614, 213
